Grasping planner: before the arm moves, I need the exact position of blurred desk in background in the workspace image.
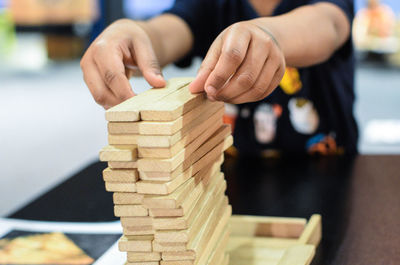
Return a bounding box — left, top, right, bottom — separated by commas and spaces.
9, 155, 400, 264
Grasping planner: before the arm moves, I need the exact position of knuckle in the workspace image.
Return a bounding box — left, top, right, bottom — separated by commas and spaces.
104, 70, 118, 85
253, 86, 266, 98
213, 73, 227, 86
93, 93, 107, 105
238, 72, 256, 88
224, 48, 243, 63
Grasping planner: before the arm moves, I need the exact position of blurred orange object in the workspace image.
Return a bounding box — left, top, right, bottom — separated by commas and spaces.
10, 0, 98, 25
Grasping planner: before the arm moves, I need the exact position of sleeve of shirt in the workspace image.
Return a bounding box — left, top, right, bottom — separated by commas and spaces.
308, 0, 354, 23
163, 0, 216, 67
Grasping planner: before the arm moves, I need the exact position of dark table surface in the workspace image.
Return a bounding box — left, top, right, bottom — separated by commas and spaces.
9, 155, 400, 264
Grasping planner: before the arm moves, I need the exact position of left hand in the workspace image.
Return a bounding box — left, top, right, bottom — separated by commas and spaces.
189, 21, 286, 104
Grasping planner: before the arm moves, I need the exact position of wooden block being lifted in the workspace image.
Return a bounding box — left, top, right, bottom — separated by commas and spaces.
106, 77, 193, 122
137, 106, 224, 148
140, 85, 207, 121
100, 145, 137, 162
103, 168, 138, 182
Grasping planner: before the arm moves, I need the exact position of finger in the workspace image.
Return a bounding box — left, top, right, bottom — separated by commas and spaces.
228, 57, 280, 104
214, 35, 269, 101
131, 35, 166, 88
93, 43, 135, 101
189, 37, 222, 94
204, 26, 251, 97
82, 59, 121, 109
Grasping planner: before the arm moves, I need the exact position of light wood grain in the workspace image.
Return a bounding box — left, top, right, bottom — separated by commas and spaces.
108, 161, 138, 169
106, 77, 193, 122
105, 182, 136, 193
119, 235, 152, 252
108, 134, 139, 145
99, 145, 137, 162
127, 252, 161, 262
113, 192, 144, 205
114, 205, 148, 217
108, 122, 139, 135
103, 168, 138, 182
298, 214, 322, 246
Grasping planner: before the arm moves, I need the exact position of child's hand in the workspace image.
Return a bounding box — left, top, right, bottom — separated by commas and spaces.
80, 19, 166, 109
189, 21, 285, 104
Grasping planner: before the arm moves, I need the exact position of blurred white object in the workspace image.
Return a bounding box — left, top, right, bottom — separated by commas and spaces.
365, 119, 400, 144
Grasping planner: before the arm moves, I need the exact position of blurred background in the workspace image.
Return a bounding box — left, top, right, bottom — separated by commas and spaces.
0, 0, 399, 217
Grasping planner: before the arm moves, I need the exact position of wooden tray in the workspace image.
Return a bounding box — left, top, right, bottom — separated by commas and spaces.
228, 214, 322, 265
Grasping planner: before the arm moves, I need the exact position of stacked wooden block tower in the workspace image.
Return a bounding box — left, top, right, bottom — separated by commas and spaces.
99, 78, 233, 265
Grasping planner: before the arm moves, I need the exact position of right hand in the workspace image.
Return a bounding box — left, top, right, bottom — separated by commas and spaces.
80, 19, 166, 109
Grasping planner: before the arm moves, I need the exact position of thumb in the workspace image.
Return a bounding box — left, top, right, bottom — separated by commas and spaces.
132, 36, 166, 88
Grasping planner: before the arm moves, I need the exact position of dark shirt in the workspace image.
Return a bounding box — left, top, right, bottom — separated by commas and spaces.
165, 0, 358, 155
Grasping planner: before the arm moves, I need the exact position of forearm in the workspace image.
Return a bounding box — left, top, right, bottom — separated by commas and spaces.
251, 3, 350, 67
138, 14, 194, 67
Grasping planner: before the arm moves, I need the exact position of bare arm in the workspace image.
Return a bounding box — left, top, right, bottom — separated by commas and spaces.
189, 2, 351, 103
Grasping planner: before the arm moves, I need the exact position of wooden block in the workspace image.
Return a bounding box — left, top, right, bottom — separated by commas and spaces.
138, 107, 223, 159
121, 217, 153, 227
99, 145, 137, 162
108, 122, 139, 134
206, 229, 230, 265
126, 262, 159, 265
123, 225, 155, 236
119, 235, 153, 252
229, 215, 306, 238
153, 175, 226, 231
161, 250, 195, 261
148, 171, 223, 218
105, 182, 136, 193
137, 106, 224, 148
114, 205, 148, 217
140, 85, 207, 121
113, 192, 144, 205
138, 124, 230, 172
154, 195, 227, 243
139, 131, 232, 183
226, 236, 299, 250
127, 252, 161, 262
142, 161, 224, 209
298, 214, 322, 246
108, 134, 139, 145
276, 245, 315, 265
160, 261, 191, 265
108, 161, 138, 169
106, 77, 193, 122
138, 101, 223, 135
137, 155, 223, 195
103, 168, 138, 182
153, 241, 187, 252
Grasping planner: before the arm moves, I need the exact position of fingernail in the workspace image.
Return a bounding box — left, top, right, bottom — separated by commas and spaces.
206, 85, 216, 95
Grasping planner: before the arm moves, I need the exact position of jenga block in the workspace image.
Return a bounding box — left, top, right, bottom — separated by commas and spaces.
139, 134, 232, 182
120, 217, 153, 227
108, 161, 138, 169
123, 225, 155, 236
127, 252, 161, 262
140, 85, 207, 121
153, 241, 187, 252
137, 107, 224, 148
119, 235, 153, 252
138, 125, 230, 172
186, 205, 232, 257
114, 205, 148, 217
100, 145, 137, 162
106, 77, 193, 122
103, 168, 139, 182
206, 228, 230, 265
153, 175, 226, 231
125, 262, 159, 265
105, 182, 136, 192
108, 134, 139, 145
138, 101, 223, 135
138, 108, 223, 159
154, 196, 227, 243
142, 162, 223, 209
108, 122, 139, 134
160, 261, 191, 265
161, 251, 195, 261
113, 192, 144, 205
